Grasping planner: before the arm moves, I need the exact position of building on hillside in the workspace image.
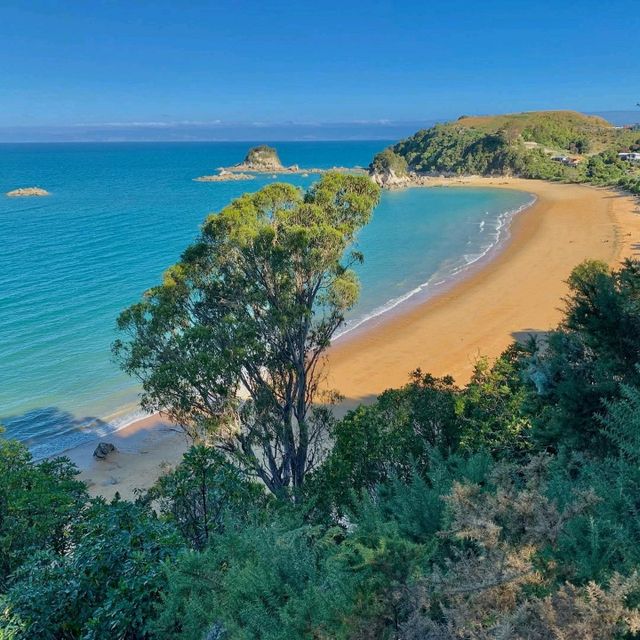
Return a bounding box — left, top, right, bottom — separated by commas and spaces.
551, 155, 581, 166
618, 152, 640, 162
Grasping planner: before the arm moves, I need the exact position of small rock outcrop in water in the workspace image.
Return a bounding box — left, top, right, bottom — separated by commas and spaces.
194, 170, 255, 182
368, 149, 411, 188
6, 187, 50, 197
93, 442, 116, 460
235, 145, 285, 172
209, 145, 366, 178
369, 167, 412, 188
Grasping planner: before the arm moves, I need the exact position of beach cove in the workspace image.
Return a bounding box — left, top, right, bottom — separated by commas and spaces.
0, 141, 531, 459
65, 177, 640, 499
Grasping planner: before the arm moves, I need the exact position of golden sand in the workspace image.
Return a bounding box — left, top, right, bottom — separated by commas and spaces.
328, 178, 640, 409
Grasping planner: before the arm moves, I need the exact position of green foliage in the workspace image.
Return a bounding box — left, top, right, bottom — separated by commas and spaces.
315, 348, 529, 514
601, 382, 640, 462
114, 173, 380, 497
619, 175, 640, 195
453, 110, 613, 149
579, 150, 629, 184
526, 259, 640, 453
391, 124, 509, 175
548, 452, 640, 584
143, 445, 268, 549
516, 147, 572, 180
519, 114, 598, 149
457, 344, 531, 455
553, 388, 640, 581
373, 110, 640, 193
244, 145, 281, 166
151, 456, 489, 640
247, 144, 277, 155
330, 504, 434, 638
314, 371, 460, 511
151, 518, 348, 640
0, 434, 87, 587
1, 499, 180, 640
149, 449, 640, 639
387, 123, 578, 179
369, 148, 408, 176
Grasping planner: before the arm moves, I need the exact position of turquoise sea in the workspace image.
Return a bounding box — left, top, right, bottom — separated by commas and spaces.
0, 142, 534, 458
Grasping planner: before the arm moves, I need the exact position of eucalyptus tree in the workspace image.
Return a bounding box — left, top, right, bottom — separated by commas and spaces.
114, 173, 380, 498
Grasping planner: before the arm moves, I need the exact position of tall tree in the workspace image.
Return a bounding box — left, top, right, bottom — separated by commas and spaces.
114, 173, 380, 498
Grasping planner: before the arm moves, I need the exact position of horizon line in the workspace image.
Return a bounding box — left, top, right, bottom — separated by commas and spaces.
0, 110, 637, 144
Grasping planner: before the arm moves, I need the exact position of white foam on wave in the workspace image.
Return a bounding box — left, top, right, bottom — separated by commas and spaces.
30, 406, 153, 461
335, 194, 536, 340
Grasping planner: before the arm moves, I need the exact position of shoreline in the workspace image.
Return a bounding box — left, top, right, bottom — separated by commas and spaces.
334, 188, 536, 343
60, 178, 640, 499
328, 178, 639, 409
51, 184, 534, 465
54, 184, 534, 473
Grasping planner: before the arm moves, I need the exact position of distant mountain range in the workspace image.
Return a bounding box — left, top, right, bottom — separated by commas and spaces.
0, 120, 439, 143
0, 111, 637, 143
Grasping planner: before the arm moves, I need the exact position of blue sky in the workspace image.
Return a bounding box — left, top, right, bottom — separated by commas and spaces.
1, 0, 638, 139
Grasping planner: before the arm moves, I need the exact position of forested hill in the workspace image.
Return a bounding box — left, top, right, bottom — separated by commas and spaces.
370, 110, 640, 192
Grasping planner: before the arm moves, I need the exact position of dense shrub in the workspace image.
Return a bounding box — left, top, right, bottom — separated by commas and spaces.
526, 259, 640, 453
142, 445, 267, 549
313, 371, 460, 511
0, 499, 180, 639
369, 148, 408, 176
0, 436, 87, 587
579, 150, 629, 184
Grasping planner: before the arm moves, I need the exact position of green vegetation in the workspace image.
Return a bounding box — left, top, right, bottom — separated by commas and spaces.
369, 148, 408, 176
4, 175, 640, 637
114, 174, 380, 498
243, 144, 283, 168
0, 435, 87, 588
370, 110, 640, 193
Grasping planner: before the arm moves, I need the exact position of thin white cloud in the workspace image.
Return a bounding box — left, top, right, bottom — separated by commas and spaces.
72, 120, 223, 128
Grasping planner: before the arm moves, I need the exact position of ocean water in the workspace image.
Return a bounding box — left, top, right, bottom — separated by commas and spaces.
0, 142, 533, 458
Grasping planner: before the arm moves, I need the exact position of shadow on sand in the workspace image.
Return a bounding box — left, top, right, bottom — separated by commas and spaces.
1, 406, 112, 459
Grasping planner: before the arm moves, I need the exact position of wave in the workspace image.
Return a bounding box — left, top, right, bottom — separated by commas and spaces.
29, 406, 152, 461
335, 194, 536, 340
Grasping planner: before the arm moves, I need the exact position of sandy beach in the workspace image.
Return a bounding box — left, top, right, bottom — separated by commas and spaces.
67, 178, 640, 499
328, 178, 640, 407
